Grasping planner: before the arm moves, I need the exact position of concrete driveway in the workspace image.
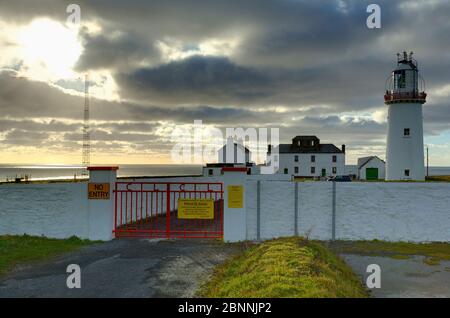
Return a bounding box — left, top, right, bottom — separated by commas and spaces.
341, 254, 450, 298
0, 239, 242, 298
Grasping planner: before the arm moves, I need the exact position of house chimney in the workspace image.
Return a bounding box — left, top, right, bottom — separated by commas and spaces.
342, 145, 346, 154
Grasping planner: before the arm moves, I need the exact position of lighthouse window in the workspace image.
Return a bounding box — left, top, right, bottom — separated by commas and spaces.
404, 169, 410, 177
404, 128, 410, 136
394, 70, 406, 89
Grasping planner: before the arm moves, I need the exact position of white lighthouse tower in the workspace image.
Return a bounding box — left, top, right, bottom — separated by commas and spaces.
385, 51, 427, 181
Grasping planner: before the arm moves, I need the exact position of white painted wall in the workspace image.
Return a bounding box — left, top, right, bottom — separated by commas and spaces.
274, 153, 345, 177
335, 183, 450, 242
218, 143, 251, 164
202, 167, 222, 177
0, 183, 89, 239
246, 181, 450, 242
386, 102, 425, 181
2, 175, 450, 243
358, 157, 386, 180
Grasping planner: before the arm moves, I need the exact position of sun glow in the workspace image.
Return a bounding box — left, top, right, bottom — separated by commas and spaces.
17, 18, 82, 79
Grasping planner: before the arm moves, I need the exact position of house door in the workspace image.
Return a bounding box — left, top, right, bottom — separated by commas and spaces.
321, 169, 326, 177
366, 168, 378, 180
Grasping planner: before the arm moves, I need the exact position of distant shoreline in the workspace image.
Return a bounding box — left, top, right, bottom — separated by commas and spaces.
0, 174, 204, 185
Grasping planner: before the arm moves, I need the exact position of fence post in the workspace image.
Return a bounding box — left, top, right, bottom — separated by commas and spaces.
166, 183, 171, 238
294, 182, 299, 236
87, 166, 118, 241
257, 180, 261, 241
332, 181, 336, 241
222, 167, 247, 242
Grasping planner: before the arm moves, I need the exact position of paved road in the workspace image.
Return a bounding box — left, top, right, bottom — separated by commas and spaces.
0, 239, 241, 298
341, 254, 450, 298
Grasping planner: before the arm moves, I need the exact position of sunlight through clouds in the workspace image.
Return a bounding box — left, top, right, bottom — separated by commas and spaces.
17, 18, 82, 80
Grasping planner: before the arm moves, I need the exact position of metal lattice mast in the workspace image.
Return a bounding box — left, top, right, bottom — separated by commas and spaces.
82, 74, 90, 174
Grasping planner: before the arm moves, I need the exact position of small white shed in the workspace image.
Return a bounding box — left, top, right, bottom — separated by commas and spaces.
358, 156, 386, 180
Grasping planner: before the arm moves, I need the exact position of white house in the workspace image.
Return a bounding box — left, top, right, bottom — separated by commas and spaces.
357, 156, 386, 180
267, 136, 346, 178
218, 138, 251, 164
203, 139, 258, 177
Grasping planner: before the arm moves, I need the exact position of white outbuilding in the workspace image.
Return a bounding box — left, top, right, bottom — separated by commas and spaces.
202, 138, 258, 177
357, 156, 386, 180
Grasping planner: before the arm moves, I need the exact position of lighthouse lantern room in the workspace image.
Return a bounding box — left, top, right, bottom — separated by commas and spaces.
385, 51, 427, 181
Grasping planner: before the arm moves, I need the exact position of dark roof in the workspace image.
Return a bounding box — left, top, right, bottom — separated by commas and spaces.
277, 143, 343, 154
292, 135, 319, 140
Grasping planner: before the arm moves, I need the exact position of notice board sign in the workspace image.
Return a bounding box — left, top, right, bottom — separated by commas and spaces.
88, 183, 110, 200
227, 185, 243, 208
178, 199, 214, 219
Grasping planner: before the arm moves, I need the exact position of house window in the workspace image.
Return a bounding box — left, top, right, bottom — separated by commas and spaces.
295, 167, 299, 174
404, 169, 410, 177
311, 167, 315, 174
294, 155, 299, 162
208, 169, 213, 176
332, 167, 337, 174
404, 128, 410, 136
311, 155, 316, 163
332, 155, 337, 163
284, 168, 289, 174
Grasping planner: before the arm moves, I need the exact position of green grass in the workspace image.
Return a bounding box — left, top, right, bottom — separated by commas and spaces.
198, 237, 367, 298
330, 240, 450, 265
425, 175, 450, 182
0, 235, 95, 276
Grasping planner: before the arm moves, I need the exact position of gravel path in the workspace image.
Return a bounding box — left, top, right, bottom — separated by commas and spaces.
0, 239, 242, 298
341, 254, 450, 298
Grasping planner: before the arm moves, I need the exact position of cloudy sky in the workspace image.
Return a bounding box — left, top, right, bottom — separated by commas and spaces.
0, 0, 449, 165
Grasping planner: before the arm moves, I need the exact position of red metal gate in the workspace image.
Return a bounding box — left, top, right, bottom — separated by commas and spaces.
113, 182, 223, 239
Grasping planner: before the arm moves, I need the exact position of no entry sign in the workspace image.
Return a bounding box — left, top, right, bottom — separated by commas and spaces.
88, 183, 110, 200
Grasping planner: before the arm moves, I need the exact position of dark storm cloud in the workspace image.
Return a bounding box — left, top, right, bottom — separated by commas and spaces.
75, 27, 160, 71
116, 56, 272, 105
2, 129, 49, 146
0, 71, 283, 124
1, 0, 450, 159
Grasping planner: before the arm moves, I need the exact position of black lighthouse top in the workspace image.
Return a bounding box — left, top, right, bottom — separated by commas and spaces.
384, 51, 427, 105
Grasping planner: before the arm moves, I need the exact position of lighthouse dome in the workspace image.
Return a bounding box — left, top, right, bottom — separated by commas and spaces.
394, 62, 415, 71
384, 52, 426, 105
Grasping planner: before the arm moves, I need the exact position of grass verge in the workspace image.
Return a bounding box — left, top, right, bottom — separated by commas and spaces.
425, 175, 450, 182
0, 235, 95, 276
198, 237, 367, 298
330, 240, 450, 266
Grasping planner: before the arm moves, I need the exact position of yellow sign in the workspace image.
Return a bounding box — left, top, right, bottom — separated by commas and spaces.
88, 183, 110, 200
228, 185, 243, 208
178, 199, 214, 219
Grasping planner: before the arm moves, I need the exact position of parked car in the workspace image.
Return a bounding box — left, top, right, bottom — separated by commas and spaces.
327, 175, 352, 182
